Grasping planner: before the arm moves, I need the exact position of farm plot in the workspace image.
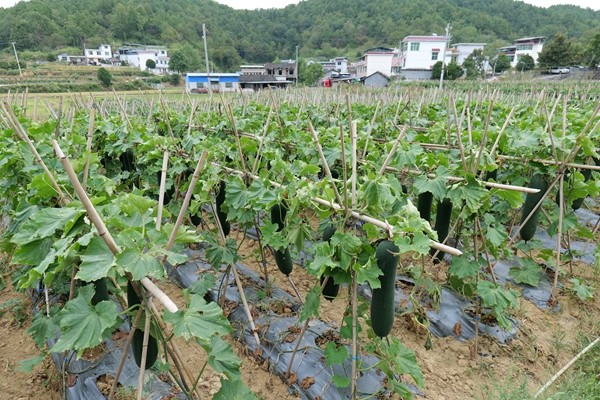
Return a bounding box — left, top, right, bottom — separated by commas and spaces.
0, 85, 598, 399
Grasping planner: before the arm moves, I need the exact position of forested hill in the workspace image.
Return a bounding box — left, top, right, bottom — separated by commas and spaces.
1, 0, 598, 70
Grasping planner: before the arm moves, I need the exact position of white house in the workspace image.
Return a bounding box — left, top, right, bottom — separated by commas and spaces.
399, 35, 449, 70
498, 37, 545, 67
58, 44, 111, 65
450, 43, 486, 64
117, 45, 170, 74
354, 47, 395, 78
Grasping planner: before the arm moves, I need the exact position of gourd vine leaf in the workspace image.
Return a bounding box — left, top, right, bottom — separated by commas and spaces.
189, 273, 217, 297
115, 249, 164, 280
213, 377, 257, 400
11, 238, 53, 266
259, 223, 288, 251
332, 375, 351, 388
306, 242, 337, 277
11, 207, 84, 245
51, 285, 119, 356
354, 258, 382, 288
483, 214, 508, 247
201, 335, 242, 381
509, 259, 542, 286
204, 237, 239, 269
287, 222, 313, 252
494, 188, 523, 209
299, 284, 321, 323
448, 255, 480, 279
330, 231, 362, 271
447, 176, 490, 215
76, 237, 115, 282
17, 355, 46, 373
569, 278, 594, 301
163, 291, 232, 343
324, 341, 348, 366
412, 166, 450, 200
28, 312, 59, 348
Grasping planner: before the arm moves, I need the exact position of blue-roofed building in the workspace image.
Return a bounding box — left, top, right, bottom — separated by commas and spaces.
185, 73, 240, 93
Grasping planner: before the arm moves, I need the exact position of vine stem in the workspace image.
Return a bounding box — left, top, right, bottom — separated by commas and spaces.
108, 302, 144, 400
533, 336, 600, 399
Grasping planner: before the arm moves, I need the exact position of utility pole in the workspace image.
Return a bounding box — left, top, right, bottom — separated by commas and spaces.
202, 23, 211, 94
438, 23, 451, 90
11, 42, 22, 77
295, 44, 299, 85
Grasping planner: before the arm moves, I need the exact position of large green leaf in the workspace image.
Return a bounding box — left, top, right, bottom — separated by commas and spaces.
213, 377, 257, 400
11, 207, 83, 245
76, 237, 115, 282
163, 292, 232, 342
324, 341, 348, 366
115, 249, 164, 280
51, 285, 119, 356
11, 238, 53, 266
448, 255, 479, 279
27, 313, 58, 348
201, 335, 242, 380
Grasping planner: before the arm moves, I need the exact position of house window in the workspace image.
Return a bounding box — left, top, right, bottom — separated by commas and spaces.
410, 42, 420, 51
290, 69, 294, 75
104, 52, 109, 56
402, 42, 408, 51
197, 83, 205, 88
278, 70, 282, 75
225, 82, 233, 88
431, 52, 438, 60
517, 44, 533, 51
96, 51, 100, 55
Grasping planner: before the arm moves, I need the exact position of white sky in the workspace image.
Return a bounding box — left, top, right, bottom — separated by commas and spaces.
0, 0, 598, 11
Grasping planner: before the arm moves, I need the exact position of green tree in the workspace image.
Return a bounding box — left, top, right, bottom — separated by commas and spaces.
97, 67, 112, 88
515, 54, 535, 71
169, 73, 181, 86
446, 60, 464, 80
493, 54, 512, 73
299, 62, 323, 85
537, 33, 573, 69
432, 61, 443, 79
583, 30, 600, 68
432, 60, 463, 80
462, 49, 486, 79
169, 44, 202, 74
146, 59, 156, 69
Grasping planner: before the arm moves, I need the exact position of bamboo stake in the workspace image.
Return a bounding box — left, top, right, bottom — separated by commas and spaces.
533, 336, 600, 399
360, 101, 381, 159
137, 298, 153, 400
210, 201, 261, 346
52, 140, 179, 313
156, 151, 169, 231
165, 151, 208, 252
108, 303, 144, 400
82, 109, 95, 191
308, 121, 344, 207
497, 155, 600, 172
251, 107, 273, 176
552, 174, 565, 298
378, 124, 408, 175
